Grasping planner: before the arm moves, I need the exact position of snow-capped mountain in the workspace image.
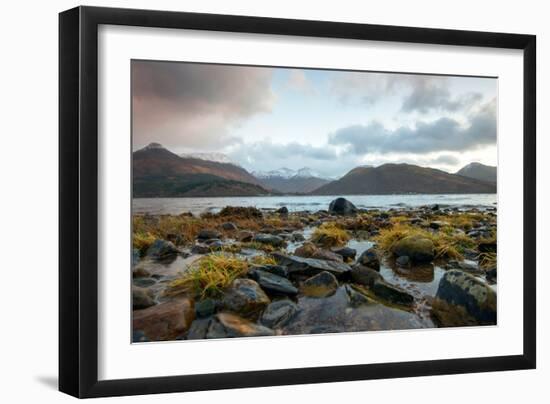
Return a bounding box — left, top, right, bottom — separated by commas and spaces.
253, 167, 326, 180
252, 167, 331, 194
179, 152, 239, 166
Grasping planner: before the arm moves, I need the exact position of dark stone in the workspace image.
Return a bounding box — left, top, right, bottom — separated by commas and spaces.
478, 241, 497, 253
221, 278, 270, 317
145, 239, 180, 259
301, 271, 339, 298
250, 264, 288, 278
356, 247, 380, 271
236, 230, 254, 242
291, 232, 305, 242
350, 264, 383, 287
248, 269, 298, 295
276, 206, 289, 215
332, 246, 357, 261
133, 277, 156, 288
197, 229, 222, 240
191, 243, 210, 254
391, 235, 434, 263
207, 313, 275, 338
261, 299, 299, 328
435, 270, 496, 323
371, 281, 414, 306
132, 286, 155, 310
273, 252, 352, 278
132, 248, 140, 267
328, 197, 358, 216
345, 284, 371, 307
396, 255, 410, 267
132, 329, 149, 343
186, 318, 212, 340
253, 233, 285, 247
132, 298, 195, 341
195, 298, 217, 318
221, 222, 238, 231
311, 249, 344, 262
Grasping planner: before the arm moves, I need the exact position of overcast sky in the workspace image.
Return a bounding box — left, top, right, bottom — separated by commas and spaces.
132, 60, 497, 178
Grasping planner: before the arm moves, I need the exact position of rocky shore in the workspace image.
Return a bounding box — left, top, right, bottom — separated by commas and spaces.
132, 198, 497, 342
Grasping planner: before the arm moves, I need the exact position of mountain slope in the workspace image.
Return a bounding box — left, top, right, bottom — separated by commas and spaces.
456, 162, 497, 183
133, 143, 270, 197
313, 163, 496, 195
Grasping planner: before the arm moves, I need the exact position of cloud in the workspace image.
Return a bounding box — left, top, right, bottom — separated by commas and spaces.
230, 140, 338, 162
132, 61, 275, 150
286, 70, 316, 95
329, 99, 496, 155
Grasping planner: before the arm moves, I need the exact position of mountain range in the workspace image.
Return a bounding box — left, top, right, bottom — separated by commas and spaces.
133, 143, 496, 197
252, 167, 331, 193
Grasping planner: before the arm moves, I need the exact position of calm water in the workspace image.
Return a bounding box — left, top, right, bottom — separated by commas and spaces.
133, 194, 497, 215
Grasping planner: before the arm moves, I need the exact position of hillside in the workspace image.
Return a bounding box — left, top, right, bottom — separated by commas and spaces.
253, 167, 331, 194
312, 163, 496, 195
456, 162, 497, 183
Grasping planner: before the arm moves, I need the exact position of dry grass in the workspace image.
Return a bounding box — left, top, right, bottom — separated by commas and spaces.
133, 232, 156, 255
249, 255, 277, 266
478, 252, 497, 270
311, 222, 350, 248
167, 253, 249, 299
374, 224, 476, 260
433, 212, 492, 231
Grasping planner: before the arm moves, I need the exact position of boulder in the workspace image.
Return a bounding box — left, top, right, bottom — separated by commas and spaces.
356, 247, 380, 270
145, 239, 180, 259
248, 269, 298, 295
371, 281, 414, 306
350, 264, 383, 287
276, 206, 289, 215
133, 297, 195, 341
396, 255, 410, 267
207, 313, 275, 338
435, 270, 496, 323
197, 229, 222, 240
250, 264, 288, 278
301, 271, 339, 298
221, 278, 270, 317
236, 230, 254, 242
253, 233, 285, 247
261, 299, 299, 328
391, 235, 435, 263
328, 198, 357, 216
273, 252, 352, 278
221, 222, 238, 231
132, 286, 155, 310
311, 249, 344, 262
332, 246, 357, 261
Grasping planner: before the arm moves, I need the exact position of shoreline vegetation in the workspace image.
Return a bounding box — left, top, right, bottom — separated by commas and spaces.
132, 197, 497, 342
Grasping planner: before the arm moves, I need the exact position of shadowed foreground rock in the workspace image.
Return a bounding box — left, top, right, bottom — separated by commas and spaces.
207, 313, 275, 338
435, 269, 496, 323
273, 252, 352, 277
391, 235, 435, 263
222, 278, 270, 317
133, 297, 194, 341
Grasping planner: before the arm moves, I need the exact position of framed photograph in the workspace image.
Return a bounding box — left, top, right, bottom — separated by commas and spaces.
59, 6, 536, 398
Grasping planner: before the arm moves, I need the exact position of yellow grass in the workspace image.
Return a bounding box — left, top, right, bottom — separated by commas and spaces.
249, 255, 277, 266
133, 232, 156, 254
478, 252, 497, 270
167, 253, 249, 299
311, 222, 350, 248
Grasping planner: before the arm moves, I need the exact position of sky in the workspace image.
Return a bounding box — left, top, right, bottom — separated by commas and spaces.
132, 60, 497, 178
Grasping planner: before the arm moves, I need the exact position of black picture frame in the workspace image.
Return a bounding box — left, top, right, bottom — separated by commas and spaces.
59, 5, 536, 398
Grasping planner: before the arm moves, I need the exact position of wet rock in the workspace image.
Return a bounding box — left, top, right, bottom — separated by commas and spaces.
207, 313, 275, 338
291, 232, 305, 242
221, 278, 270, 317
236, 230, 254, 242
301, 271, 339, 298
132, 248, 140, 267
328, 197, 357, 216
311, 249, 344, 262
261, 299, 299, 328
197, 229, 222, 240
391, 235, 434, 263
350, 264, 383, 287
277, 206, 289, 215
486, 267, 497, 282
478, 241, 497, 253
294, 241, 317, 258
371, 281, 414, 306
250, 264, 288, 278
435, 270, 496, 323
204, 239, 223, 250
146, 239, 180, 259
133, 297, 195, 341
132, 286, 155, 310
273, 253, 352, 278
133, 277, 156, 288
356, 247, 380, 271
248, 269, 298, 295
332, 246, 357, 261
191, 243, 210, 254
253, 233, 285, 247
429, 221, 449, 229
132, 329, 149, 343
458, 260, 482, 274
133, 265, 150, 278
396, 255, 410, 267
345, 284, 371, 307
186, 318, 212, 340
195, 298, 217, 318
221, 222, 238, 231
